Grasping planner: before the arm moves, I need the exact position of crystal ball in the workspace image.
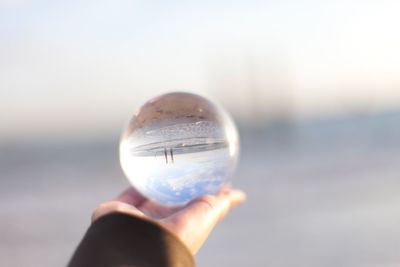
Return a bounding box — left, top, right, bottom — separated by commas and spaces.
119, 92, 239, 206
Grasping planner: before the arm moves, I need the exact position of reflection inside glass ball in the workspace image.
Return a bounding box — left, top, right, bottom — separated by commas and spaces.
119, 92, 239, 206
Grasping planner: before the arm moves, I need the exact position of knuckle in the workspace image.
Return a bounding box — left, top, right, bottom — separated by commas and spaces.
195, 195, 217, 210
91, 201, 120, 222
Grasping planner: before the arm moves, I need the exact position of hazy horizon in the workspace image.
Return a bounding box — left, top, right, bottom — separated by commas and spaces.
2, 0, 400, 140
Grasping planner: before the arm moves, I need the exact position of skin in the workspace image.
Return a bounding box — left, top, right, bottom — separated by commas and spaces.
92, 186, 246, 255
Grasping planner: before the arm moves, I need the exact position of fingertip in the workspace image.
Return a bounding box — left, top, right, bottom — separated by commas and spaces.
217, 187, 246, 204
212, 188, 245, 216
230, 189, 246, 204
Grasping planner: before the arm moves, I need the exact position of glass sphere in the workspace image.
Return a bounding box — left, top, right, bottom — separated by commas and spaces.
119, 92, 239, 206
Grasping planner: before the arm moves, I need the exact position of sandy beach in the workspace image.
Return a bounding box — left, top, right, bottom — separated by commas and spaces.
1, 111, 400, 267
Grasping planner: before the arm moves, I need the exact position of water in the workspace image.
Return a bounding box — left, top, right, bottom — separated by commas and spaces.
119, 92, 239, 205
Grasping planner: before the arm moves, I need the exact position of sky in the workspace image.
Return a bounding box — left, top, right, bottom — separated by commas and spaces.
1, 0, 400, 140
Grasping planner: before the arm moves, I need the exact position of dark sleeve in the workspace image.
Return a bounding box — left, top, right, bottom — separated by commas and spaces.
68, 213, 195, 267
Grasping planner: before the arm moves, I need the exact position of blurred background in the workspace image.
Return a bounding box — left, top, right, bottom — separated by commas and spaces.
1, 1, 400, 266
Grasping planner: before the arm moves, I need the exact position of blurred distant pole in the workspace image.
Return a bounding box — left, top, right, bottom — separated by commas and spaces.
207, 48, 296, 144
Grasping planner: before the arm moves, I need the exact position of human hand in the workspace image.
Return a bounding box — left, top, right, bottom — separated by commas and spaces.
92, 186, 246, 255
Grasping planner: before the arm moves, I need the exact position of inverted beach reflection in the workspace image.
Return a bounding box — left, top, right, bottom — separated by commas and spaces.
121, 146, 231, 205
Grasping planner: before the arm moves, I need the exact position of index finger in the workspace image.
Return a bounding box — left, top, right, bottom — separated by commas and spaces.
186, 187, 246, 223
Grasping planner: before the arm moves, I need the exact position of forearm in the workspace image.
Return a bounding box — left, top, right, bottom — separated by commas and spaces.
68, 213, 195, 267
